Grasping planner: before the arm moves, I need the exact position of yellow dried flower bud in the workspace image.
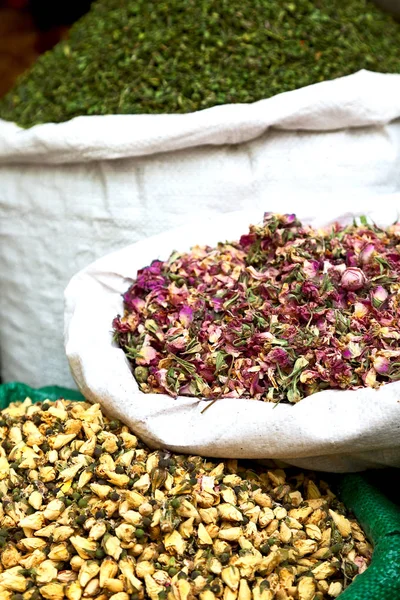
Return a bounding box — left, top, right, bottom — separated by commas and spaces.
218, 527, 242, 542
36, 559, 58, 584
217, 504, 243, 523
44, 499, 65, 521
51, 433, 77, 450
329, 510, 352, 538
109, 593, 130, 600
119, 556, 142, 593
136, 560, 156, 579
83, 577, 100, 597
145, 574, 165, 600
221, 566, 240, 591
1, 544, 21, 569
312, 561, 337, 580
293, 539, 318, 557
104, 470, 130, 488
103, 534, 123, 561
28, 490, 43, 510
0, 571, 26, 592
164, 530, 186, 555
40, 582, 65, 600
179, 517, 194, 539
53, 525, 75, 543
19, 512, 45, 530
115, 523, 136, 542
39, 466, 57, 481
198, 523, 213, 545
90, 483, 112, 498
78, 560, 100, 587
238, 579, 251, 600
223, 587, 238, 600
89, 521, 107, 540
139, 502, 153, 517
70, 536, 98, 560
258, 508, 275, 528
99, 558, 119, 587
71, 556, 85, 572
328, 581, 343, 597
298, 577, 316, 600
104, 579, 125, 592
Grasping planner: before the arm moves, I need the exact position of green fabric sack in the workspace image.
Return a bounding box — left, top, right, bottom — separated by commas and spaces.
1, 382, 399, 599
338, 474, 400, 599
0, 381, 84, 409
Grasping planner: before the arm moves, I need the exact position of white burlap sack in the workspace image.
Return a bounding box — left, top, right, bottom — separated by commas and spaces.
65, 205, 400, 473
2, 70, 400, 389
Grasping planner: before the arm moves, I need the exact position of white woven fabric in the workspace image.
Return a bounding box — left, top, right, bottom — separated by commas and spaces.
1, 70, 400, 391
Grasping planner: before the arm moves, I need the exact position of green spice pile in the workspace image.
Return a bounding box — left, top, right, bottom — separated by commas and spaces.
1, 0, 400, 127
113, 213, 400, 404
0, 398, 371, 600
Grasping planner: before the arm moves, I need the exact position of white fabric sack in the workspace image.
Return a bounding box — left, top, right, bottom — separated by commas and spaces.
65, 206, 400, 473
2, 69, 400, 389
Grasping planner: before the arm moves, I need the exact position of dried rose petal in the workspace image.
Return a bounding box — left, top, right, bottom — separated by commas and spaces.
359, 243, 375, 265
373, 355, 390, 375
136, 346, 157, 365
353, 302, 368, 319
371, 286, 388, 310
303, 260, 319, 279
179, 306, 194, 327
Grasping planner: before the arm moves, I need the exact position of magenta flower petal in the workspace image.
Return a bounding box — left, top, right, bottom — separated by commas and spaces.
179, 305, 194, 327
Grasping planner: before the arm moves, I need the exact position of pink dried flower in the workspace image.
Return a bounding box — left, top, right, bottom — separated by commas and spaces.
342, 342, 362, 360
114, 213, 400, 404
136, 346, 157, 365
354, 556, 369, 575
301, 281, 320, 301
340, 267, 366, 291
371, 286, 388, 310
303, 260, 319, 279
359, 243, 375, 265
135, 260, 165, 291
265, 348, 292, 368
353, 302, 369, 319
165, 326, 189, 352
239, 233, 256, 248
373, 355, 390, 375
179, 305, 194, 327
112, 315, 131, 333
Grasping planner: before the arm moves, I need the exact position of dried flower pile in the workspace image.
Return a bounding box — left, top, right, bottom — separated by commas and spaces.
0, 398, 371, 600
114, 213, 400, 403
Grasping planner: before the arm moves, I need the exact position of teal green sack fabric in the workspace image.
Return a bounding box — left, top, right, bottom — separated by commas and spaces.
339, 474, 400, 541
0, 383, 399, 599
338, 474, 400, 599
0, 381, 84, 409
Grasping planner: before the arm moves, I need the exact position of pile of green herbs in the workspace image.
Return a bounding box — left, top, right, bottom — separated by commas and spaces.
1, 0, 400, 127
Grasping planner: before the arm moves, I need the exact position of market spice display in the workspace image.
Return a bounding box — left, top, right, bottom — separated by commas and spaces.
0, 398, 371, 599
113, 213, 400, 403
1, 1, 400, 127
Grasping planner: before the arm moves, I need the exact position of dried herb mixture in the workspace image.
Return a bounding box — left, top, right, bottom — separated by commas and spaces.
113, 213, 400, 403
0, 398, 371, 599
1, 0, 400, 127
